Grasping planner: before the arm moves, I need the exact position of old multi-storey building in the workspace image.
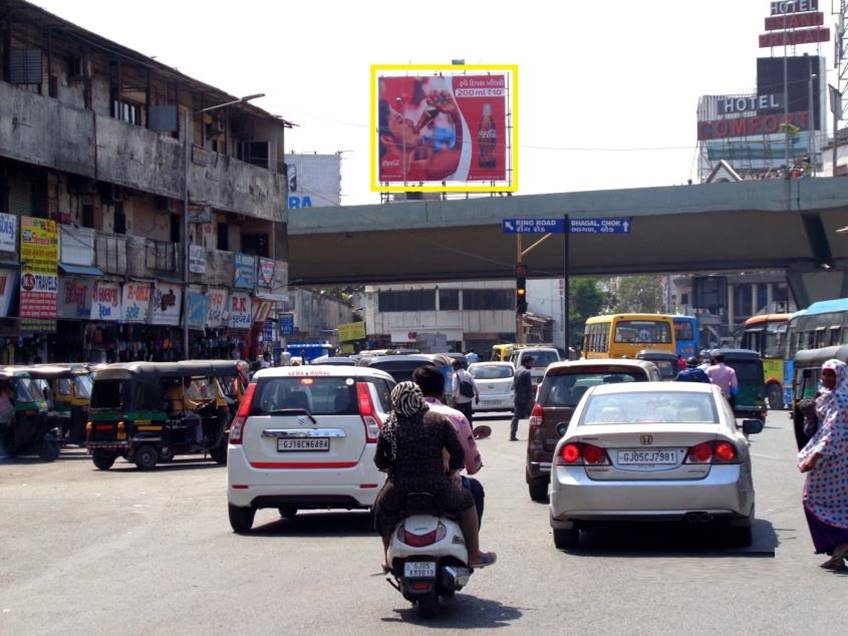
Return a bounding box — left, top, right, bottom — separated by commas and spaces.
0, 0, 290, 363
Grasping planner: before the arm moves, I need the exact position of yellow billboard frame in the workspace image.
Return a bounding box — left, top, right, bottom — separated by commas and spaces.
370, 64, 518, 193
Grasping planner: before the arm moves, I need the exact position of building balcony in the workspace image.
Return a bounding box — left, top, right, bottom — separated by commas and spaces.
0, 81, 286, 223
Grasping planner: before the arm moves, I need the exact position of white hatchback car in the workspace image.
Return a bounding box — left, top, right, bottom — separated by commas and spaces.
549, 382, 762, 549
227, 365, 395, 532
469, 361, 514, 412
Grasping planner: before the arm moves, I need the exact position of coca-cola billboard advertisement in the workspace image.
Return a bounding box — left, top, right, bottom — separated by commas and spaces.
377, 74, 506, 183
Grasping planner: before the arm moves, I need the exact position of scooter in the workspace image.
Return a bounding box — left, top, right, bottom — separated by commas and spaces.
386, 492, 473, 619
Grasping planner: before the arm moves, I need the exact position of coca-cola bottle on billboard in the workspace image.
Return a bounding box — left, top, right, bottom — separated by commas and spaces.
477, 103, 497, 169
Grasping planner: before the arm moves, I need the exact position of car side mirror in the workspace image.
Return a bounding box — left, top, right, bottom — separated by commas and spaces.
741, 419, 764, 435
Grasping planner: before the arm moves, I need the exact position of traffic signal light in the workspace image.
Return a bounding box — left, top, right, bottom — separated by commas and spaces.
516, 263, 527, 314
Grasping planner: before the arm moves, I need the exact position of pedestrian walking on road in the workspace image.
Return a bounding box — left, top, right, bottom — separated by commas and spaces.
798, 359, 848, 570
452, 360, 479, 426
510, 356, 535, 441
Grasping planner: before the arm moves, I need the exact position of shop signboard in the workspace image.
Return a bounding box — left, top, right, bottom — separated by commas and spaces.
279, 312, 294, 336
20, 216, 58, 331
252, 298, 273, 324
186, 290, 209, 330
90, 281, 122, 321
151, 281, 182, 326
0, 213, 17, 252
206, 287, 228, 328
258, 258, 275, 286
189, 244, 207, 274
0, 268, 17, 317
59, 224, 95, 266
338, 321, 367, 342
58, 277, 94, 319
229, 292, 252, 330
234, 253, 256, 289
121, 282, 151, 323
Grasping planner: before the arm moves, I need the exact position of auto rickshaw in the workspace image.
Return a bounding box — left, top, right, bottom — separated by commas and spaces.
86, 360, 244, 471
709, 349, 767, 422
24, 364, 92, 445
636, 349, 681, 380
0, 367, 57, 461
790, 344, 848, 451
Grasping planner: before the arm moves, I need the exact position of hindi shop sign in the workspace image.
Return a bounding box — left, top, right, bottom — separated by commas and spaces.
121, 282, 151, 323
228, 292, 252, 330
186, 290, 209, 330
90, 281, 122, 321
58, 277, 94, 319
258, 258, 275, 286
206, 287, 228, 328
0, 213, 17, 252
20, 216, 59, 326
151, 281, 182, 326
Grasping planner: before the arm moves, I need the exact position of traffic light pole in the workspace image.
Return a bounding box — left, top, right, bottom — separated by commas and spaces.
563, 214, 570, 358
516, 234, 524, 345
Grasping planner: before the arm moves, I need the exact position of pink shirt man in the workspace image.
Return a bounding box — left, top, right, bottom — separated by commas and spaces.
707, 362, 738, 398
424, 396, 482, 485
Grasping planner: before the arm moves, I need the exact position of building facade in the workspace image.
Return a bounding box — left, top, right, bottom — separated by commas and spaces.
0, 0, 290, 363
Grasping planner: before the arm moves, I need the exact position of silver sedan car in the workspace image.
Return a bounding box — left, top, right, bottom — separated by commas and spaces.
549, 382, 763, 549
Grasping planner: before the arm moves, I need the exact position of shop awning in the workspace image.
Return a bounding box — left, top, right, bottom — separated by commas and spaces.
59, 263, 104, 277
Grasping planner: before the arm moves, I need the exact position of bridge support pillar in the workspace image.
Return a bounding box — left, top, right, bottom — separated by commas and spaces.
786, 265, 848, 308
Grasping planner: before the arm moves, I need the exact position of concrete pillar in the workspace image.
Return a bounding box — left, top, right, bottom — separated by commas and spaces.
751, 283, 758, 315
766, 283, 774, 312
727, 283, 735, 333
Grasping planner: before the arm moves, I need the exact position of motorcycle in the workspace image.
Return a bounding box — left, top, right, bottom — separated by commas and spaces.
386, 492, 473, 619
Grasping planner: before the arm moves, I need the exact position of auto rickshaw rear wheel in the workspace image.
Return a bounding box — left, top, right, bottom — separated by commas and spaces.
92, 450, 117, 470
39, 434, 60, 462
134, 444, 158, 471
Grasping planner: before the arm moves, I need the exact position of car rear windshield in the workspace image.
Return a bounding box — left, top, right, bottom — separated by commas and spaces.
90, 379, 125, 409
582, 392, 718, 425
523, 351, 559, 368
470, 365, 513, 380
252, 377, 358, 415
539, 370, 643, 406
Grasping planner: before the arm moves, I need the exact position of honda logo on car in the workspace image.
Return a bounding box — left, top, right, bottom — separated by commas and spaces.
640, 435, 654, 446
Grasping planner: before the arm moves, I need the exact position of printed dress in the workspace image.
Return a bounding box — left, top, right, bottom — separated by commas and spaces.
798, 359, 848, 554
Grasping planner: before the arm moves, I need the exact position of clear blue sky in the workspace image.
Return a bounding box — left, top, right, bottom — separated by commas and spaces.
35, 0, 837, 203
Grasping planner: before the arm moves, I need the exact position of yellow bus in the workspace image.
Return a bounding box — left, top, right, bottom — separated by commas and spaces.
740, 313, 790, 409
583, 313, 676, 359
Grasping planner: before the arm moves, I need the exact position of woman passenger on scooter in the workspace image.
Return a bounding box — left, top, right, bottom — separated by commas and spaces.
373, 382, 496, 569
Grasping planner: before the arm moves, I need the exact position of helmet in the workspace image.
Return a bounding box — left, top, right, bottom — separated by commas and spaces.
687, 357, 699, 367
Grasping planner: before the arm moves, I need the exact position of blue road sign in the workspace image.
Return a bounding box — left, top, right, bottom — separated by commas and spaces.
569, 217, 632, 234
502, 218, 566, 234
502, 217, 632, 234
279, 313, 295, 336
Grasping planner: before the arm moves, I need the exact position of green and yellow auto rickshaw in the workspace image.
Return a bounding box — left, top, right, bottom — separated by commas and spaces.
25, 364, 92, 445
86, 360, 244, 471
0, 367, 57, 461
790, 344, 848, 452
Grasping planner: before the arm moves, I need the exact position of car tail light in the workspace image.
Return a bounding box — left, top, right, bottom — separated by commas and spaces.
559, 443, 582, 464
685, 440, 740, 464
401, 521, 447, 547
529, 403, 544, 429
582, 444, 610, 466
228, 382, 257, 445
713, 441, 737, 463
685, 442, 713, 464
356, 382, 382, 443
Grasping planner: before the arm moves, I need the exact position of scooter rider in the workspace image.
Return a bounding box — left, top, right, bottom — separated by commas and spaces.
413, 365, 485, 525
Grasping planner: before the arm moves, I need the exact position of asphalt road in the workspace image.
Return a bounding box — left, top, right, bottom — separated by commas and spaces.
1, 410, 845, 635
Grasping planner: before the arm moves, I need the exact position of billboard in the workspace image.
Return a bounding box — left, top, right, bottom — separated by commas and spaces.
757, 56, 824, 130
371, 64, 518, 193
285, 153, 342, 208
20, 216, 58, 332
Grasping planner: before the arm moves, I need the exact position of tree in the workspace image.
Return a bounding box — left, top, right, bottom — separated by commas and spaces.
612, 275, 665, 314
569, 278, 608, 349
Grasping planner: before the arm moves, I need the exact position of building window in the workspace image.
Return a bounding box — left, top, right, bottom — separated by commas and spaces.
462, 289, 515, 311
378, 290, 436, 312
681, 293, 689, 306
112, 100, 141, 126
217, 223, 229, 251
82, 205, 94, 229
113, 203, 126, 235
439, 289, 459, 311
170, 214, 181, 244
734, 283, 752, 318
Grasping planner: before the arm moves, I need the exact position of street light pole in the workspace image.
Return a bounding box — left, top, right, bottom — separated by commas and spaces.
182, 93, 264, 360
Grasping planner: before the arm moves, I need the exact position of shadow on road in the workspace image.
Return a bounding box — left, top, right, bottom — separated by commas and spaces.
562, 518, 779, 558
250, 510, 377, 538
106, 458, 224, 473
382, 594, 522, 629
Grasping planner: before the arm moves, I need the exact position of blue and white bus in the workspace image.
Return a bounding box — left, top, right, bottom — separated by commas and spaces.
673, 315, 700, 360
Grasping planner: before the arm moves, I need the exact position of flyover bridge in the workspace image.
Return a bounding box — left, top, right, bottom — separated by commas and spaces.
288, 178, 848, 306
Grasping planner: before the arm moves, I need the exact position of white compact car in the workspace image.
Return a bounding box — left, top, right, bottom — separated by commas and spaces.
549, 382, 762, 549
469, 362, 514, 412
227, 365, 395, 532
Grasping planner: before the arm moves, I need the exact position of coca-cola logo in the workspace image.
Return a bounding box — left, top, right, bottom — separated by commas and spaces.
478, 129, 497, 139
382, 159, 400, 167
